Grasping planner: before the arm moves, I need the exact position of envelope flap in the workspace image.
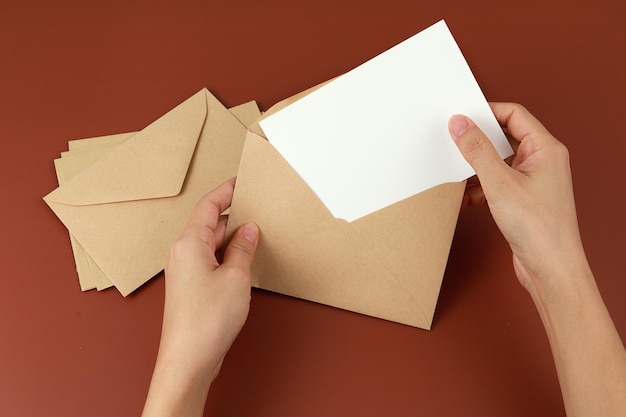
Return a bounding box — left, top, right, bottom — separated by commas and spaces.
44, 89, 209, 206
254, 219, 432, 328
351, 181, 465, 323
230, 131, 334, 242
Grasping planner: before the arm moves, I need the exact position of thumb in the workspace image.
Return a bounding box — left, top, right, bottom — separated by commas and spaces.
222, 223, 259, 273
449, 114, 509, 187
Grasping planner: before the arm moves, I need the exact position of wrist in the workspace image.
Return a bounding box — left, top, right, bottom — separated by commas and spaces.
516, 234, 592, 305
156, 335, 224, 387
142, 340, 222, 417
524, 253, 597, 332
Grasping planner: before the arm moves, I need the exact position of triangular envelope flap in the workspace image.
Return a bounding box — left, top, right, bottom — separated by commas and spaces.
44, 89, 208, 206
257, 220, 430, 328
229, 131, 334, 246
45, 91, 248, 296
351, 181, 465, 322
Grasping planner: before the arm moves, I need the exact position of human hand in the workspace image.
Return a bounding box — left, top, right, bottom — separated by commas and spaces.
448, 103, 589, 296
142, 178, 259, 417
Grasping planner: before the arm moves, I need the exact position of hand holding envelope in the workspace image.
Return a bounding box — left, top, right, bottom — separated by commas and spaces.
225, 20, 513, 329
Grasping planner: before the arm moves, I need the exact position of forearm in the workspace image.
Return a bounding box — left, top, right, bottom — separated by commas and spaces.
142, 344, 220, 417
141, 182, 258, 416
531, 263, 626, 417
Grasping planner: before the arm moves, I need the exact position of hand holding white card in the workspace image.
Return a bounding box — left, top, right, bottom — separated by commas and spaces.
260, 20, 513, 222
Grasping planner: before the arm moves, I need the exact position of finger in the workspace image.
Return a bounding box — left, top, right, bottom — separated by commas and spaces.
449, 114, 510, 189
186, 178, 236, 231
465, 183, 487, 207
213, 215, 228, 251
221, 223, 259, 276
489, 103, 551, 144
460, 181, 487, 210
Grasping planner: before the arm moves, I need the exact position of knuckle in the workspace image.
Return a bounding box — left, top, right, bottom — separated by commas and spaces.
219, 257, 252, 285
504, 103, 528, 119
228, 240, 254, 259
510, 103, 527, 113
168, 229, 212, 260
462, 131, 489, 157
554, 141, 570, 159
553, 141, 571, 168
225, 263, 249, 279
168, 234, 193, 262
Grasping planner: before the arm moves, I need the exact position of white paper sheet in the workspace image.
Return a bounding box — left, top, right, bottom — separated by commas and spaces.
259, 20, 513, 222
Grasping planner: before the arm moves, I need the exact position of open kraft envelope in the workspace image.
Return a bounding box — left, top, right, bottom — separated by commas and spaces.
227, 86, 465, 329
44, 89, 254, 296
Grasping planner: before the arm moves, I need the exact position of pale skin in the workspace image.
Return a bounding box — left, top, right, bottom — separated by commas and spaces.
142, 104, 626, 417
449, 103, 626, 417
142, 178, 259, 417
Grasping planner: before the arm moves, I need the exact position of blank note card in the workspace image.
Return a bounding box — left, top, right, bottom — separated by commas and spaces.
260, 20, 513, 222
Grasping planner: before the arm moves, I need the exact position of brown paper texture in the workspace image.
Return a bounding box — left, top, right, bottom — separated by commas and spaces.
45, 91, 260, 295
227, 89, 464, 329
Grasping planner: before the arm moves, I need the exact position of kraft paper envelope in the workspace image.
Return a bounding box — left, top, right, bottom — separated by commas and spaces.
50, 100, 260, 293
227, 87, 465, 329
53, 147, 117, 291
44, 89, 255, 296
62, 100, 260, 155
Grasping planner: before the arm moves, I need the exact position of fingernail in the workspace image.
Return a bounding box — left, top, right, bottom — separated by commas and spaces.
449, 115, 470, 139
240, 223, 259, 244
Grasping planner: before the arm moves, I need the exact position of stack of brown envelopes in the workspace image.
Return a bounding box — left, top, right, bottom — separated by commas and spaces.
44, 90, 261, 296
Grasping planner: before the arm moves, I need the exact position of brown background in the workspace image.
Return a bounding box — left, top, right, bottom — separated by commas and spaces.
1, 1, 625, 416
